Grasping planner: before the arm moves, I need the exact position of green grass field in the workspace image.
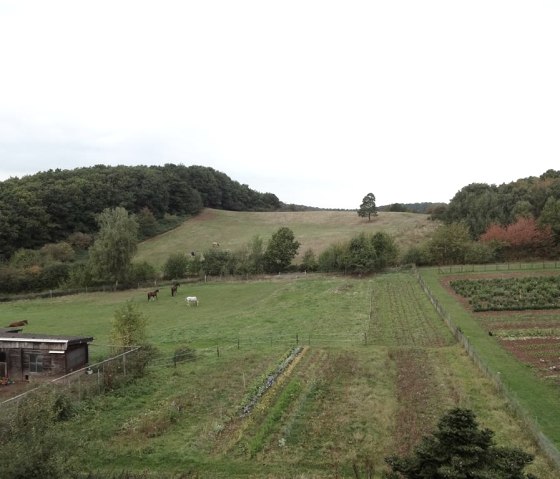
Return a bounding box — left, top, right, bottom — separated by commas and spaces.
134, 208, 438, 269
2, 272, 558, 478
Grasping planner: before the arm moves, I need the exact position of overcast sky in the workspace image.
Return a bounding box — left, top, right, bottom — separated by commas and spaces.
0, 1, 558, 209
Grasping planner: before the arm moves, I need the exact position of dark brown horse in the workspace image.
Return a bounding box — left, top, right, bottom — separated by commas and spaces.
171, 283, 179, 297
8, 319, 28, 327
147, 289, 159, 301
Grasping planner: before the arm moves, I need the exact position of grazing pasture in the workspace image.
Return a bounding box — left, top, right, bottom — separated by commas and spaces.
0, 272, 558, 477
134, 208, 439, 269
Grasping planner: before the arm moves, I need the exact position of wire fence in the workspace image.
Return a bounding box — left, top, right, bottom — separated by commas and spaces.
413, 266, 560, 470
0, 279, 188, 303
0, 347, 141, 430
0, 328, 371, 411
437, 261, 560, 274
0, 272, 320, 303
166, 331, 368, 352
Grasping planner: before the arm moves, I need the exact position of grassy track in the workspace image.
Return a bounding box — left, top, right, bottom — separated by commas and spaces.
1, 273, 558, 477
134, 208, 438, 268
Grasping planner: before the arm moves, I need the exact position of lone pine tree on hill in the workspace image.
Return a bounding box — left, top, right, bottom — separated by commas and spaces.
358, 192, 378, 221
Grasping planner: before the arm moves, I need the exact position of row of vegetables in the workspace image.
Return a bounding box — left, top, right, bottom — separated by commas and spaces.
450, 275, 560, 311
239, 346, 303, 417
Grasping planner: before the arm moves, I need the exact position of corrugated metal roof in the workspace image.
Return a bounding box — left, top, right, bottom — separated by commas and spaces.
0, 333, 94, 345
0, 327, 23, 333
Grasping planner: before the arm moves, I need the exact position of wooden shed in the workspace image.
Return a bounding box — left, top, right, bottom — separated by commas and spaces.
0, 332, 94, 380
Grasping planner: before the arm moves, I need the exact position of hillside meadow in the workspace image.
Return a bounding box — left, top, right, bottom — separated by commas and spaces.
134, 208, 438, 269
1, 272, 559, 478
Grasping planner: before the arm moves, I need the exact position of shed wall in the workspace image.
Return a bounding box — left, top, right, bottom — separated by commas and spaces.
0, 343, 90, 380
66, 344, 88, 372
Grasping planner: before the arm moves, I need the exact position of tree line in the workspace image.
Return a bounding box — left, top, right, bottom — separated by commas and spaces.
0, 164, 280, 261
434, 169, 560, 241
0, 204, 403, 294
2, 167, 560, 294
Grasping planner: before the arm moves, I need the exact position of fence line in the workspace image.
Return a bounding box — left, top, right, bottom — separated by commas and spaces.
0, 330, 371, 408
413, 266, 560, 470
0, 347, 141, 427
0, 272, 323, 303
0, 280, 181, 303
438, 261, 560, 274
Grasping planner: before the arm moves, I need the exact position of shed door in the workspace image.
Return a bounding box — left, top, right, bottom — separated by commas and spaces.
0, 351, 6, 377
66, 346, 87, 371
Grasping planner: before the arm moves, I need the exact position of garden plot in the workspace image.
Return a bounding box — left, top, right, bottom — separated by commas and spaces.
481, 311, 560, 381
449, 274, 560, 312
499, 338, 560, 381
447, 274, 560, 382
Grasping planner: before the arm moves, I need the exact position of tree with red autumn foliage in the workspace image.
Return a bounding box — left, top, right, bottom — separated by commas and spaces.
480, 217, 554, 259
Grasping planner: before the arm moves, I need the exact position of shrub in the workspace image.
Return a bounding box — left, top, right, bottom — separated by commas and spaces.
9, 248, 43, 268
67, 231, 94, 251
427, 223, 472, 265
173, 346, 196, 366
131, 261, 158, 283
40, 242, 75, 262
111, 302, 148, 348
163, 252, 189, 280
464, 241, 497, 264
127, 344, 159, 378
300, 248, 318, 272
401, 245, 433, 266
318, 243, 348, 272
40, 262, 71, 289
65, 261, 97, 288
0, 387, 77, 479
202, 248, 235, 276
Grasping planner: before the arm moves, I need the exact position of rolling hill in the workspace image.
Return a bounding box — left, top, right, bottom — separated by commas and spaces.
134, 208, 439, 269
